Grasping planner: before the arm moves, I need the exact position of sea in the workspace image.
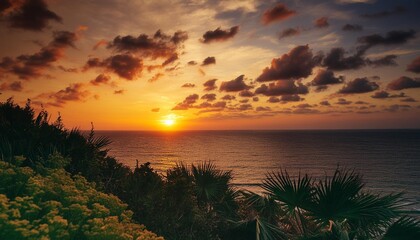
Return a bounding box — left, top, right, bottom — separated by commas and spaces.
96, 129, 420, 210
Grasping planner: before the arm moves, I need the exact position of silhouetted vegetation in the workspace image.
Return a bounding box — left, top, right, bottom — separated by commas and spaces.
1, 99, 419, 239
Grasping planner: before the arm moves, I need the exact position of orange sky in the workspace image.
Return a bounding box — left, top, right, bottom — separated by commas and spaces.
1, 0, 420, 130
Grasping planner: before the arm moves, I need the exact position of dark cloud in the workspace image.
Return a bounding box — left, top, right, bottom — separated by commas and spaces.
182, 83, 195, 88
279, 27, 300, 39
2, 0, 62, 31
162, 54, 178, 66
90, 74, 111, 86
401, 97, 417, 102
84, 54, 143, 80
188, 61, 198, 66
387, 76, 420, 90
267, 96, 280, 103
358, 30, 416, 49
262, 4, 296, 25
256, 106, 271, 111
148, 72, 164, 82
280, 94, 304, 103
0, 81, 23, 92
201, 26, 239, 44
107, 30, 188, 60
252, 97, 259, 102
114, 89, 124, 94
201, 93, 217, 102
371, 91, 406, 99
361, 6, 406, 19
0, 31, 77, 79
256, 45, 318, 82
336, 98, 352, 105
151, 108, 160, 112
310, 69, 344, 90
220, 75, 252, 92
172, 94, 199, 110
221, 94, 235, 101
320, 100, 331, 106
255, 80, 308, 96
338, 77, 379, 94
384, 104, 411, 112
322, 47, 366, 71
354, 101, 369, 105
201, 56, 216, 66
239, 99, 249, 103
239, 90, 254, 97
57, 65, 78, 73
237, 103, 252, 111
366, 55, 397, 67
406, 56, 420, 73
203, 79, 217, 91
342, 24, 363, 31
294, 103, 313, 109
314, 17, 329, 28
36, 83, 90, 107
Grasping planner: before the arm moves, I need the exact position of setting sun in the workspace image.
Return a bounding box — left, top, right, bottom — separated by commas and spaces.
160, 114, 179, 128
163, 119, 175, 126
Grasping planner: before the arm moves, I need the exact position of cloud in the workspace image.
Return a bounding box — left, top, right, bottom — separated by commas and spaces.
203, 79, 217, 91
0, 81, 23, 92
310, 69, 344, 90
406, 56, 420, 73
1, 0, 62, 31
36, 83, 90, 107
187, 61, 198, 66
256, 106, 271, 111
114, 89, 125, 94
237, 103, 252, 111
262, 3, 296, 25
252, 97, 259, 102
0, 30, 77, 79
181, 83, 195, 88
361, 6, 406, 19
342, 24, 363, 31
239, 99, 249, 103
387, 76, 420, 90
148, 72, 164, 82
220, 75, 252, 92
338, 77, 379, 94
221, 94, 235, 101
314, 17, 329, 28
358, 30, 416, 49
322, 47, 366, 71
401, 97, 417, 102
151, 108, 160, 112
255, 80, 308, 96
201, 26, 239, 43
107, 30, 188, 61
172, 94, 199, 110
279, 27, 300, 39
256, 45, 318, 82
320, 100, 331, 106
84, 54, 143, 80
162, 54, 178, 66
384, 104, 411, 112
336, 98, 352, 105
366, 55, 397, 67
201, 56, 216, 66
239, 90, 254, 97
201, 93, 217, 102
371, 91, 406, 99
280, 94, 304, 103
90, 74, 111, 86
267, 96, 280, 103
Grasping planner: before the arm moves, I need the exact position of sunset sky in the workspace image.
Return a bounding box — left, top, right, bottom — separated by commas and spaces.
1, 0, 420, 130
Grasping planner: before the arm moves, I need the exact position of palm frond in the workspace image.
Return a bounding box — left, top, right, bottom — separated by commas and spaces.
382, 216, 420, 240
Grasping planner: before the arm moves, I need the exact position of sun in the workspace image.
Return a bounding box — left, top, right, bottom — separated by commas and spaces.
160, 114, 178, 128
163, 119, 175, 126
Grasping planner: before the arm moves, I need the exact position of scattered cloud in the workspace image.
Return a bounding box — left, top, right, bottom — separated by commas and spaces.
342, 24, 363, 31
239, 90, 254, 97
322, 47, 366, 71
310, 69, 344, 91
201, 56, 216, 66
262, 3, 296, 25
255, 80, 308, 96
36, 83, 90, 107
84, 54, 143, 80
314, 17, 329, 28
1, 0, 62, 31
203, 79, 217, 91
256, 45, 319, 82
90, 74, 111, 86
366, 55, 397, 67
201, 26, 239, 43
220, 75, 252, 92
370, 91, 406, 99
0, 81, 23, 92
358, 30, 416, 49
406, 56, 420, 73
201, 93, 217, 102
182, 83, 195, 88
279, 27, 300, 39
172, 94, 199, 110
387, 76, 420, 90
361, 6, 406, 19
338, 77, 379, 94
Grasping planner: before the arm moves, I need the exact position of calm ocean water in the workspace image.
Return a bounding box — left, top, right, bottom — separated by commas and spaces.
96, 130, 420, 209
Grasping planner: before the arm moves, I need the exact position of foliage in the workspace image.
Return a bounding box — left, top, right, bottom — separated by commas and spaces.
0, 156, 163, 240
